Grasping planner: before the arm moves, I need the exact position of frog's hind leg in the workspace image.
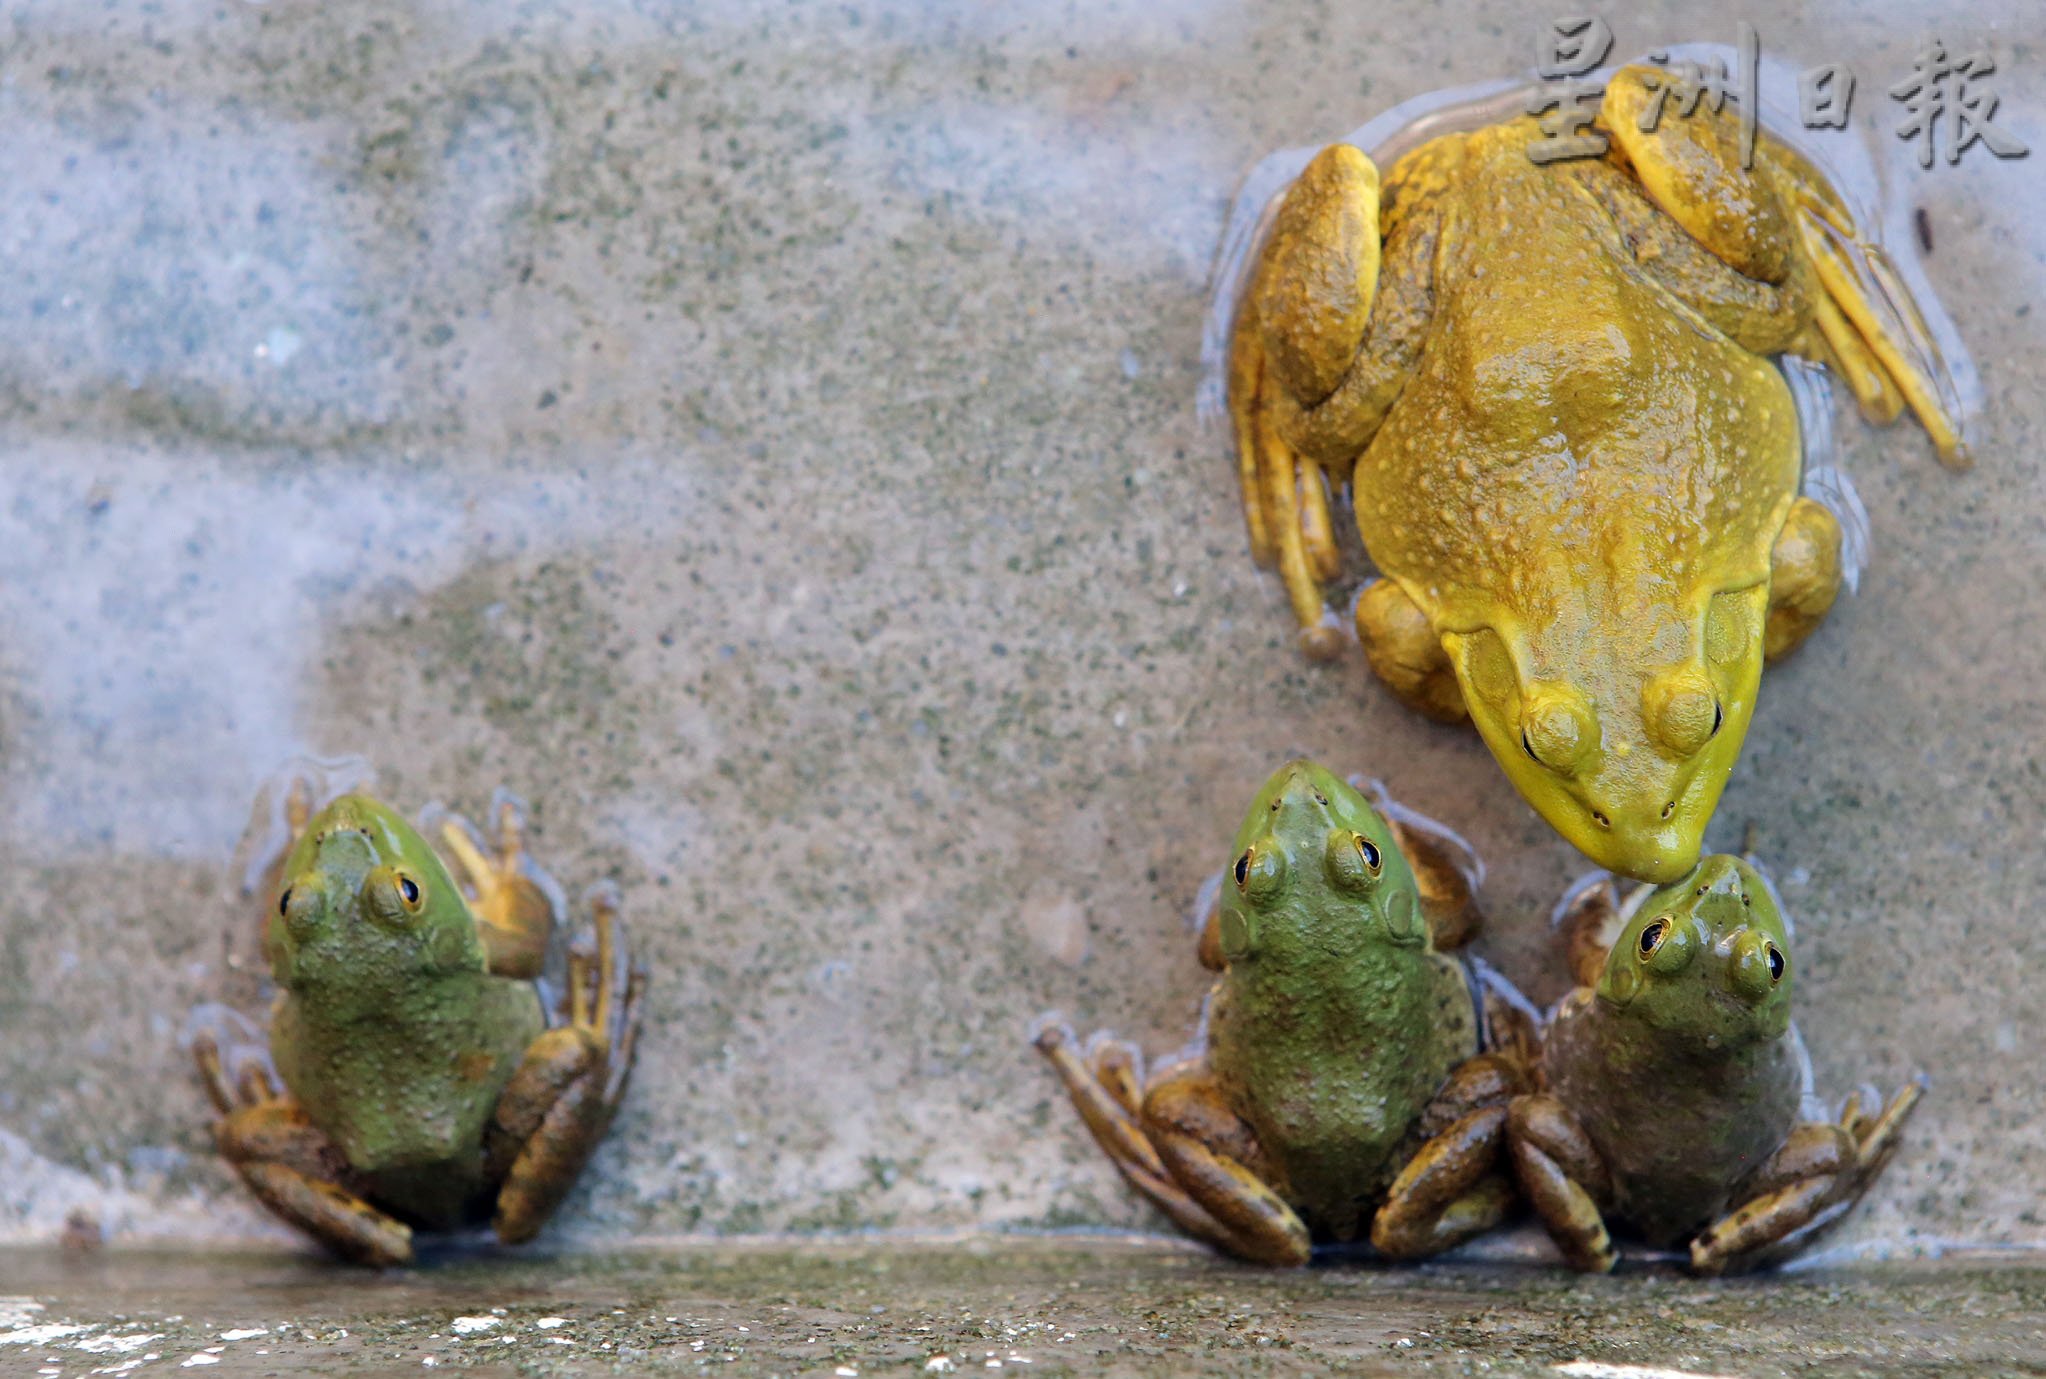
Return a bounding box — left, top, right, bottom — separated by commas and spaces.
1689, 1077, 1924, 1275
1371, 1053, 1528, 1258
1142, 1059, 1312, 1265
192, 1030, 414, 1267
1598, 66, 1964, 465
1507, 1093, 1619, 1273
437, 793, 559, 979
1354, 578, 1466, 724
1765, 496, 1844, 662
1031, 1021, 1240, 1254
487, 886, 646, 1244
1229, 143, 1394, 662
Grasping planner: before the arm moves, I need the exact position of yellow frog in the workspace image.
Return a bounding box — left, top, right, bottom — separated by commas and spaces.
1229, 68, 1964, 882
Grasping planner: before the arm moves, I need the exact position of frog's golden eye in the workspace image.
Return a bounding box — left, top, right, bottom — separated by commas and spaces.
1326, 831, 1382, 893
1235, 843, 1287, 901
1765, 942, 1785, 983
1638, 915, 1672, 958
396, 872, 423, 912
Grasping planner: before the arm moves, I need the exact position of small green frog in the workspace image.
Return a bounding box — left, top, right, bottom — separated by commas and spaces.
191, 776, 644, 1266
1509, 856, 1922, 1273
1035, 760, 1528, 1264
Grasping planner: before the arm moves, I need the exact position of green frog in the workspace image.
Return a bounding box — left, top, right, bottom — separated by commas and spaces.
1228, 67, 1964, 882
1509, 855, 1922, 1273
191, 774, 644, 1265
1034, 760, 1529, 1264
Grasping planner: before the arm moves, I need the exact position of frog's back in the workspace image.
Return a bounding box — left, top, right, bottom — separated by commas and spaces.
274, 973, 544, 1213
1542, 991, 1804, 1245
1211, 951, 1477, 1238
1360, 122, 1800, 632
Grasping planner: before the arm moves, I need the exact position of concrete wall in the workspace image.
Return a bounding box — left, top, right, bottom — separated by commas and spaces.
2, 0, 2041, 1254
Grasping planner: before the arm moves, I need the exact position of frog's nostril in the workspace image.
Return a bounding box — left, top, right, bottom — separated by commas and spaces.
1661, 800, 1675, 820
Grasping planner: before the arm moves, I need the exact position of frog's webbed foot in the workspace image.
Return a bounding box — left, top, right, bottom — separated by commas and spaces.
1371, 1053, 1527, 1258
1765, 496, 1844, 662
1507, 1093, 1618, 1273
1689, 1077, 1924, 1275
436, 792, 560, 980
1786, 179, 1967, 467
487, 885, 645, 1244
192, 1027, 413, 1267
1030, 1020, 1241, 1254
1353, 578, 1466, 724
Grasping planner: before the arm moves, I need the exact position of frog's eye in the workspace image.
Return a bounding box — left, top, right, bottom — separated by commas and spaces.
1636, 912, 1695, 975
1234, 844, 1287, 902
396, 872, 424, 912
1324, 831, 1383, 894
1638, 916, 1671, 957
1765, 942, 1785, 983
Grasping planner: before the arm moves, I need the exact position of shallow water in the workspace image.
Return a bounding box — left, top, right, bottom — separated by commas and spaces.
1, 0, 2043, 1266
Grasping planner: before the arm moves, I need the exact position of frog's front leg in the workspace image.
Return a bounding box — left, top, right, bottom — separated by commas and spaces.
437, 793, 559, 979
486, 886, 645, 1243
1031, 1021, 1241, 1254
193, 1030, 414, 1267
1371, 1053, 1528, 1258
1689, 1079, 1924, 1275
1507, 1093, 1619, 1272
1354, 578, 1467, 724
1764, 497, 1843, 662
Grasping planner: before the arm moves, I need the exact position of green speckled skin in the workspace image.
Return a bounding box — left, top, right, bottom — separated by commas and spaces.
1540, 856, 1802, 1246
1205, 762, 1479, 1239
266, 795, 546, 1227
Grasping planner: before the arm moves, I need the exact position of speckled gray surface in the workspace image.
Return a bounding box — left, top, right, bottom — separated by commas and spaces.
0, 0, 2041, 1261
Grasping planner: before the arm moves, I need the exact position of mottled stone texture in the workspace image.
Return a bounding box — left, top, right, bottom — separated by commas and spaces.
0, 0, 2040, 1257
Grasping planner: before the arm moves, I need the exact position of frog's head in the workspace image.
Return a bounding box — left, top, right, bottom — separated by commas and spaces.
1215, 760, 1431, 972
1595, 855, 1791, 1049
1444, 586, 1767, 883
267, 794, 482, 1000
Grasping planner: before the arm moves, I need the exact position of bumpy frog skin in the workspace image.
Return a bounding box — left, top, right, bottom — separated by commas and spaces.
1034, 761, 1530, 1265
1229, 68, 1965, 882
1509, 856, 1922, 1273
191, 779, 644, 1266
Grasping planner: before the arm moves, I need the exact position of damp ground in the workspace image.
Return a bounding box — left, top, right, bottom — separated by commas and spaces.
6, 1240, 2045, 1377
